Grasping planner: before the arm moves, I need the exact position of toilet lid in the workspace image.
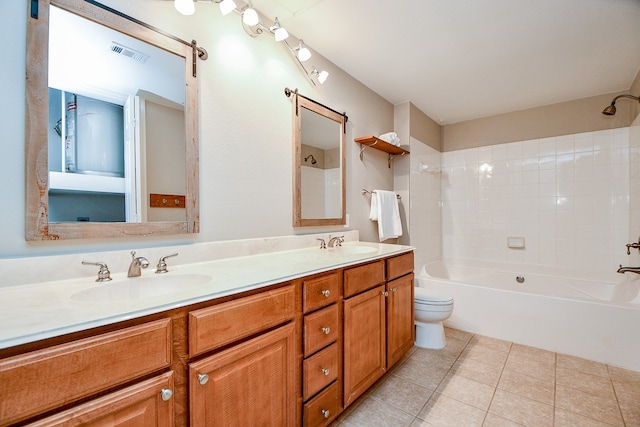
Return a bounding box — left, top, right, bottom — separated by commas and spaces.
414, 287, 453, 304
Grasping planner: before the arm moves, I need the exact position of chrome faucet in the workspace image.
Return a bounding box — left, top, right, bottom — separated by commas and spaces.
617, 265, 640, 274
316, 238, 327, 249
328, 235, 344, 247
128, 251, 149, 277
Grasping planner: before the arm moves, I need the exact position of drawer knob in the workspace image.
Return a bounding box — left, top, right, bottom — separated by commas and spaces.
160, 388, 173, 401
382, 291, 389, 297
321, 368, 330, 376
321, 327, 331, 335
321, 409, 330, 419
321, 289, 330, 297
390, 287, 397, 292
198, 373, 209, 385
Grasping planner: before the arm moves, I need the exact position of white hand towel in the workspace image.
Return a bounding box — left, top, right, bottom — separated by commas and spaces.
369, 192, 379, 221
371, 189, 402, 242
378, 132, 400, 146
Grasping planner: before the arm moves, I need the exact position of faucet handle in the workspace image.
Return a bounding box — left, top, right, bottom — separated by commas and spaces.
316, 238, 326, 249
82, 261, 112, 282
156, 253, 178, 274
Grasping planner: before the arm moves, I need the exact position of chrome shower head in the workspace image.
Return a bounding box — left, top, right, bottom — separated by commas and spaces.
602, 94, 640, 116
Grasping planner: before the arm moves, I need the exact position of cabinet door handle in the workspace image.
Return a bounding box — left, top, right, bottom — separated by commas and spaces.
321, 409, 330, 419
321, 289, 330, 297
382, 291, 389, 297
198, 373, 209, 385
390, 287, 397, 292
160, 388, 173, 401
321, 327, 331, 335
321, 368, 330, 376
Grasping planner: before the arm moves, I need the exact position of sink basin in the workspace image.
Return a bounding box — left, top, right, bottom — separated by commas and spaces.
326, 246, 377, 255
72, 273, 212, 302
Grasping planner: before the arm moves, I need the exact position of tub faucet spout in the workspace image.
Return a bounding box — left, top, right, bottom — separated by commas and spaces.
616, 265, 640, 274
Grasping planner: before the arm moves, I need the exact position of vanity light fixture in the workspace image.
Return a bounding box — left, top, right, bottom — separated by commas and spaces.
311, 67, 329, 84
270, 18, 289, 42
219, 0, 237, 16
174, 0, 195, 15
179, 1, 327, 85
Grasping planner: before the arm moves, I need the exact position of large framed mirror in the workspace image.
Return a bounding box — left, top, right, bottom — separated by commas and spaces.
291, 90, 346, 227
26, 0, 199, 240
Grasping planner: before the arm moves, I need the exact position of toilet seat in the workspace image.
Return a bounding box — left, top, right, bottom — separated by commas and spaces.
414, 287, 453, 305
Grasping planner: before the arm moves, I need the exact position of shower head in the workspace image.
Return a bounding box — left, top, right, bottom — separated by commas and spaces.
602, 94, 640, 116
304, 154, 317, 165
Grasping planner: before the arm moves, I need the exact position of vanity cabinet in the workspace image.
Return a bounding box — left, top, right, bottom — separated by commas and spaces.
385, 252, 415, 369
0, 319, 173, 426
300, 272, 341, 427
187, 285, 297, 427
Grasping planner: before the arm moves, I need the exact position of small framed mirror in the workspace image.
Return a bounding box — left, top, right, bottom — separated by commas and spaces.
291, 91, 346, 227
25, 0, 199, 240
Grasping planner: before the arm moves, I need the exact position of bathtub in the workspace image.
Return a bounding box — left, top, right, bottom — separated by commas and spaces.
416, 259, 640, 372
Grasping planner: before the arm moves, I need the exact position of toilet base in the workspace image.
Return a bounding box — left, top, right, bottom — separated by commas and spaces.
414, 320, 446, 349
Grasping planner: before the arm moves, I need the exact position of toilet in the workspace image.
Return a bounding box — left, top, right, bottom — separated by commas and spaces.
414, 287, 454, 349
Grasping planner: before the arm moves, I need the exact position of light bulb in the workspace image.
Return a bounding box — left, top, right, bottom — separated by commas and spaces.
274, 27, 289, 41
174, 0, 195, 15
318, 70, 329, 84
219, 0, 237, 16
242, 7, 259, 26
297, 40, 311, 62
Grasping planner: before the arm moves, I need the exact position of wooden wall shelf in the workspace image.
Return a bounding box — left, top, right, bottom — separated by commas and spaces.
354, 136, 409, 168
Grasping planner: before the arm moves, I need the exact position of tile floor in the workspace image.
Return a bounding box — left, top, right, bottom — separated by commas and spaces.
332, 328, 640, 427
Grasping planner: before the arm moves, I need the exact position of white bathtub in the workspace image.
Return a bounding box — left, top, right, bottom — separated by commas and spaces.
416, 259, 640, 372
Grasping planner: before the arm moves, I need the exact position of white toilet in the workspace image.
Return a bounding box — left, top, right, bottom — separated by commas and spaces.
414, 287, 454, 349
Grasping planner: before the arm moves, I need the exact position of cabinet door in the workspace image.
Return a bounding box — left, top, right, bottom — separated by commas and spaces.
27, 372, 174, 427
189, 323, 296, 427
387, 274, 414, 368
343, 285, 386, 407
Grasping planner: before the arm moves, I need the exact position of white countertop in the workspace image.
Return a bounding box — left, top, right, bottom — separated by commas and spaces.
0, 241, 412, 350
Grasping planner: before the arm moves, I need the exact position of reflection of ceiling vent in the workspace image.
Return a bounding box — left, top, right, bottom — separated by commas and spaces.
109, 42, 149, 63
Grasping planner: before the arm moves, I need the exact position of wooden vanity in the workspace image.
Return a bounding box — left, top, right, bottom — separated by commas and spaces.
0, 250, 414, 426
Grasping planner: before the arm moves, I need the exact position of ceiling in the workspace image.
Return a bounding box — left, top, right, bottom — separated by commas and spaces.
252, 0, 640, 124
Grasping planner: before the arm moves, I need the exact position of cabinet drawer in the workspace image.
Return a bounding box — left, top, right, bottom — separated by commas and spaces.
303, 272, 339, 313
303, 381, 340, 427
189, 285, 295, 356
387, 251, 414, 281
303, 304, 339, 356
0, 319, 172, 425
303, 343, 338, 400
343, 260, 385, 298
27, 371, 175, 427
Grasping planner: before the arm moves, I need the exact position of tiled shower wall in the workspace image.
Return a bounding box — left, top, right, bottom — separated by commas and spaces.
441, 127, 633, 273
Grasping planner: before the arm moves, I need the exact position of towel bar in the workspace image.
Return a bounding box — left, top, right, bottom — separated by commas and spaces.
362, 189, 401, 200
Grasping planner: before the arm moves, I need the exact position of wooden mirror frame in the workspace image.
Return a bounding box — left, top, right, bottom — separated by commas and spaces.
292, 93, 346, 227
25, 0, 199, 240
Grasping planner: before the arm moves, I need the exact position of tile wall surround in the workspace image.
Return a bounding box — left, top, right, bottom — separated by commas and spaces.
0, 230, 360, 288
441, 127, 634, 273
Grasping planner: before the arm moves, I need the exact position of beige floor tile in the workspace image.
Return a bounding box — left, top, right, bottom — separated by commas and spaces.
482, 413, 525, 427
435, 372, 495, 410
459, 344, 509, 369
393, 357, 449, 390
340, 397, 415, 427
451, 356, 504, 387
497, 370, 554, 405
556, 353, 609, 378
370, 375, 433, 416
488, 389, 553, 427
409, 346, 461, 371
444, 327, 473, 343
554, 408, 618, 427
556, 366, 615, 399
555, 384, 624, 427
416, 392, 486, 427
509, 343, 556, 365
504, 353, 555, 383
467, 334, 512, 353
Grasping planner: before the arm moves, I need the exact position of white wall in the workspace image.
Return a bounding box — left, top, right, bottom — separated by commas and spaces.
1, 1, 394, 258
442, 128, 631, 272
